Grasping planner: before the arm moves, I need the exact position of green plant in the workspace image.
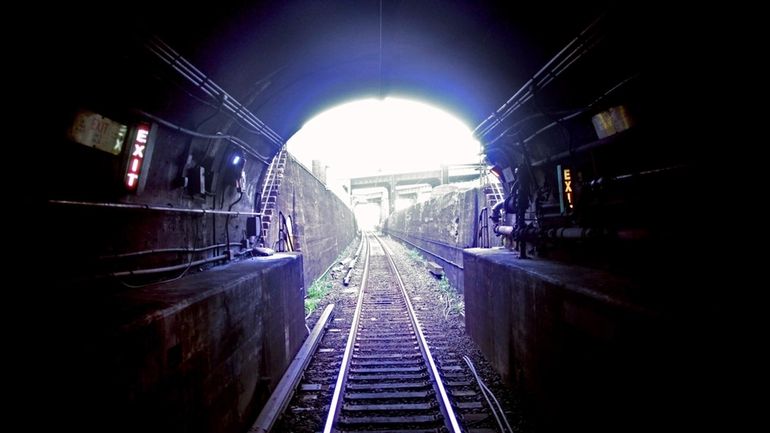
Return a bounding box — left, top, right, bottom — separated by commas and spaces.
305, 238, 359, 316
407, 248, 424, 264
437, 276, 464, 318
438, 275, 452, 293
305, 276, 333, 315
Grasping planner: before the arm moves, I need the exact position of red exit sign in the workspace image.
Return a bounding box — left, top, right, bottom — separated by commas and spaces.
125, 123, 151, 191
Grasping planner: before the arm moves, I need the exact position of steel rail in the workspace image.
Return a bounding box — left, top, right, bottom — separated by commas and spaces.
375, 234, 463, 433
250, 304, 336, 433
322, 233, 371, 433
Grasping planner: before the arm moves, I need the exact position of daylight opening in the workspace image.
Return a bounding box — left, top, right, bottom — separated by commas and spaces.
287, 97, 481, 230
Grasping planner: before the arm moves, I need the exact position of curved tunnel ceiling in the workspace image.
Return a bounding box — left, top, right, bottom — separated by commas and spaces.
177, 0, 599, 138
132, 0, 615, 140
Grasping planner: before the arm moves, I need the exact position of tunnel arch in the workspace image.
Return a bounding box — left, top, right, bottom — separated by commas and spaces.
40, 0, 682, 275
31, 3, 720, 433
41, 0, 643, 192
119, 0, 612, 147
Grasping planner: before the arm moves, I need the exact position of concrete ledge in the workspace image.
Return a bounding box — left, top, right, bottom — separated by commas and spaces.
55, 254, 306, 433
463, 248, 684, 433
114, 253, 302, 331
464, 248, 655, 314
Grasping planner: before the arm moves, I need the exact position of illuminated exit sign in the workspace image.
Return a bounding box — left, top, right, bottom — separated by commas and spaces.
125, 123, 151, 192
557, 165, 574, 214
563, 168, 574, 209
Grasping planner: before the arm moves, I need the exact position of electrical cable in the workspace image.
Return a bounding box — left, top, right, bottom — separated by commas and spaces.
145, 37, 284, 147
463, 355, 514, 433
99, 243, 240, 260
135, 109, 271, 164
474, 14, 606, 139
168, 76, 275, 140
119, 253, 195, 289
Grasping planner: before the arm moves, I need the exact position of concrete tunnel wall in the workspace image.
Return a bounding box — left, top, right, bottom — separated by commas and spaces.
49, 254, 306, 433
43, 149, 357, 433
265, 153, 357, 286
384, 185, 499, 292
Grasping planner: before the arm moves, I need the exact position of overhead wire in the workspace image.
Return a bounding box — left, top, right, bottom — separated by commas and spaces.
145, 36, 284, 147
378, 0, 383, 99
135, 109, 271, 164
474, 14, 606, 141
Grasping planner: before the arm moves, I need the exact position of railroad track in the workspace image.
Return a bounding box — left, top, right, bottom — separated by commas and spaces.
271, 233, 511, 433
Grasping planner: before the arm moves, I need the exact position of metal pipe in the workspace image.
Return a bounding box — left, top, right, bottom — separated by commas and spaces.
111, 254, 227, 277
99, 243, 241, 260
546, 227, 595, 239
343, 234, 366, 286
343, 265, 355, 286
490, 200, 505, 223
49, 199, 261, 217
511, 226, 650, 242
494, 225, 514, 236
342, 260, 359, 284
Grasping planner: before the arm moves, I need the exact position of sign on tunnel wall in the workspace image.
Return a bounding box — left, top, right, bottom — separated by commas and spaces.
557, 164, 575, 214
68, 110, 128, 155
124, 122, 154, 193
67, 110, 156, 194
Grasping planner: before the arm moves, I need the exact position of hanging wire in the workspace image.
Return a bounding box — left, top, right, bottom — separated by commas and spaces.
379, 0, 384, 99
463, 355, 515, 433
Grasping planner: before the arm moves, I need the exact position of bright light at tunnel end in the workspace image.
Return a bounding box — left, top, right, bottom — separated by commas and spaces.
287, 97, 482, 216
288, 97, 480, 176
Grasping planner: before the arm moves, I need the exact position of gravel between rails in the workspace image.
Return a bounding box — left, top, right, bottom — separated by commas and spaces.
380, 234, 529, 433
274, 232, 531, 432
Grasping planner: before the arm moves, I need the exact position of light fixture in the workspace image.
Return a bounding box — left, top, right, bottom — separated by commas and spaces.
224, 149, 246, 191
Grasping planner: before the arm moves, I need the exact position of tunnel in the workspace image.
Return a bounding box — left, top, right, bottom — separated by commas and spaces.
26, 2, 724, 433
